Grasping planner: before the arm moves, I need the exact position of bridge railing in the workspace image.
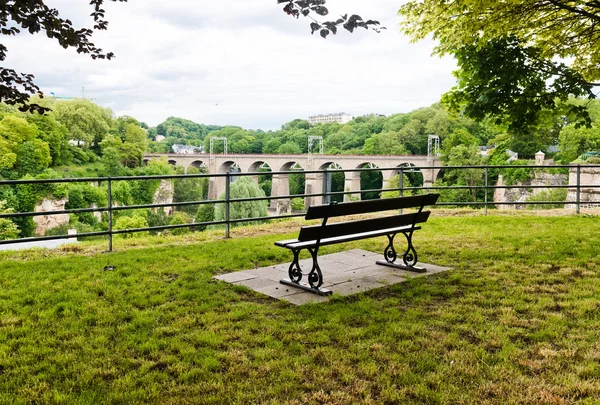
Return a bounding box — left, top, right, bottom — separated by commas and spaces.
0, 164, 597, 251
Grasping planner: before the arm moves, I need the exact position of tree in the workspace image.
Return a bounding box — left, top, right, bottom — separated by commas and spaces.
0, 115, 51, 175
279, 0, 384, 39
557, 125, 600, 163
442, 145, 485, 202
214, 177, 268, 226
399, 1, 600, 132
441, 36, 595, 134
26, 112, 70, 166
0, 0, 126, 112
53, 100, 114, 149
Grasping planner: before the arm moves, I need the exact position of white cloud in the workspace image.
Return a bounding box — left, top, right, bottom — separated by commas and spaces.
3, 0, 457, 129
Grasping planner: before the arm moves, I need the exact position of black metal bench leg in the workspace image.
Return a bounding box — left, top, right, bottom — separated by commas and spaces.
280, 248, 333, 296
307, 247, 324, 289
401, 232, 419, 268
288, 249, 302, 283
376, 232, 427, 273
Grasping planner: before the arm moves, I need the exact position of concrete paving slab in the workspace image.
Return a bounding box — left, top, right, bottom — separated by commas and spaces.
213, 249, 451, 306
280, 292, 330, 305
330, 279, 388, 296
234, 277, 279, 290
214, 272, 257, 283
364, 273, 408, 285
244, 266, 288, 280
255, 283, 303, 298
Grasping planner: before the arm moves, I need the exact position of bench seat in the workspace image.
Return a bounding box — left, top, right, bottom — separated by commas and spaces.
275, 224, 421, 250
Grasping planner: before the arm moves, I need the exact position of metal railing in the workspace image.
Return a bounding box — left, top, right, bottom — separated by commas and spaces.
0, 164, 598, 251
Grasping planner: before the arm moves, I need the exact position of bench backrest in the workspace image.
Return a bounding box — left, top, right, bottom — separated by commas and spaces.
299, 193, 440, 242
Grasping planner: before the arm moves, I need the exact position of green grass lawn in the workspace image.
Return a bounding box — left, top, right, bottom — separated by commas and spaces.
1, 214, 600, 404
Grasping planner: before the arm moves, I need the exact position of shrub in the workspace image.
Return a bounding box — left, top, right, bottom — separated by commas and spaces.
586, 157, 600, 164
146, 209, 170, 233
290, 198, 305, 211
214, 177, 268, 227
114, 215, 148, 238
167, 212, 192, 235
0, 201, 19, 240
526, 189, 568, 210
381, 174, 412, 198
195, 203, 215, 231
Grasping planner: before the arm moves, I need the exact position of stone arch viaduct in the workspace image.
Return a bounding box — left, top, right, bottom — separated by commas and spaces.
144, 153, 442, 210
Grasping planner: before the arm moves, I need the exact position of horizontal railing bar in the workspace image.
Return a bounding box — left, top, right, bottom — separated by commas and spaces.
112, 199, 226, 212
0, 231, 110, 246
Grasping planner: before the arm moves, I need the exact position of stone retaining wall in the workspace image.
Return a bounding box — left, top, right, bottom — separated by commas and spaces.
494, 172, 568, 210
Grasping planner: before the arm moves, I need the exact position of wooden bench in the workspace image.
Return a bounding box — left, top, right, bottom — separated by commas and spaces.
275, 193, 440, 295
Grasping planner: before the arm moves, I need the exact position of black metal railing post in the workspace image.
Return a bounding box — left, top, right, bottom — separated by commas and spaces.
323, 169, 330, 205
399, 168, 404, 198
576, 164, 581, 214
107, 177, 113, 252
484, 166, 489, 216
225, 172, 231, 238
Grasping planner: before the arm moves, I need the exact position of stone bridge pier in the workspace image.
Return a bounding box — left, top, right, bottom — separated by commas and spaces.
270, 173, 290, 213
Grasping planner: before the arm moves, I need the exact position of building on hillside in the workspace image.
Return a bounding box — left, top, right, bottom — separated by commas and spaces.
308, 112, 354, 125
154, 135, 166, 142
172, 144, 204, 154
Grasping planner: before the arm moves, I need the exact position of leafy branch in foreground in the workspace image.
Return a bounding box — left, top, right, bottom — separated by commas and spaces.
278, 0, 385, 39
0, 0, 127, 113
442, 36, 597, 135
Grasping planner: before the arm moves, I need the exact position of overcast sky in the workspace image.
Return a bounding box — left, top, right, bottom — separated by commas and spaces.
3, 0, 457, 130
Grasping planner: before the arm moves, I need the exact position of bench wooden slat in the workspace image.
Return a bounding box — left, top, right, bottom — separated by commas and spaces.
283, 225, 422, 250
298, 211, 430, 242
304, 193, 439, 220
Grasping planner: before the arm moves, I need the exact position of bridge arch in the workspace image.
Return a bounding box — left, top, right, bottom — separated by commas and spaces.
218, 161, 241, 174
189, 160, 206, 171
167, 159, 178, 166
356, 162, 383, 200
386, 163, 425, 194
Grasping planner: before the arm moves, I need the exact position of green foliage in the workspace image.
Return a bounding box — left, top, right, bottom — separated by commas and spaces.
155, 117, 215, 145
442, 37, 595, 136
399, 0, 600, 82
110, 181, 133, 206
195, 203, 215, 231
290, 197, 305, 211
557, 124, 600, 164
277, 142, 302, 154
381, 174, 412, 198
173, 167, 208, 215
525, 189, 568, 210
114, 215, 149, 238
25, 112, 70, 166
442, 145, 485, 202
215, 177, 268, 226
0, 201, 19, 240
65, 183, 107, 226
52, 99, 114, 149
289, 171, 305, 196
151, 103, 502, 158
500, 165, 533, 186
360, 170, 383, 200
167, 212, 192, 235
145, 209, 170, 233
0, 115, 51, 176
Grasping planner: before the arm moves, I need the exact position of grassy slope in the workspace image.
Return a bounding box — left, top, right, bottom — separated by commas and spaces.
0, 215, 599, 404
